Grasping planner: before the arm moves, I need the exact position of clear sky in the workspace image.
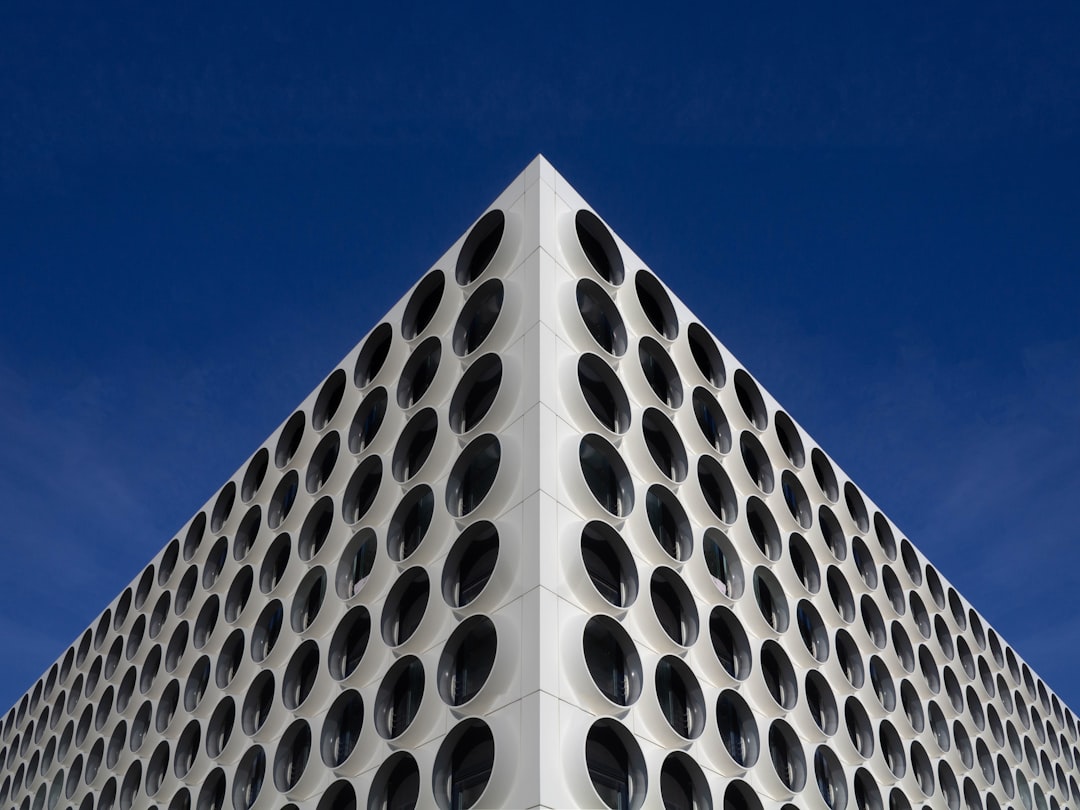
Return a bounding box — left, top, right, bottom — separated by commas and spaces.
2, 1, 1078, 713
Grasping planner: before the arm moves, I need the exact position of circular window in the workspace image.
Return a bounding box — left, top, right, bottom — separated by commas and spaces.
443, 521, 499, 608
282, 641, 319, 711
583, 616, 642, 707
655, 656, 704, 738
438, 616, 497, 707
811, 448, 839, 502
251, 601, 283, 664
224, 566, 253, 624
305, 431, 339, 495
398, 336, 442, 409
312, 368, 347, 431
639, 337, 683, 408
651, 567, 698, 646
761, 641, 798, 709
336, 528, 375, 600
814, 746, 847, 809
342, 456, 382, 525
393, 409, 438, 482
233, 746, 265, 810
698, 456, 737, 523
297, 496, 333, 562
450, 354, 503, 434
642, 409, 687, 482
844, 482, 870, 533
747, 496, 781, 561
387, 485, 435, 562
456, 210, 505, 285
433, 719, 496, 810
275, 411, 306, 470
754, 567, 789, 633
782, 471, 812, 529
447, 434, 501, 517
260, 533, 291, 595
215, 629, 245, 689
402, 270, 445, 340
354, 323, 392, 389
717, 690, 759, 766
585, 719, 646, 810
206, 697, 235, 760
687, 323, 725, 388
806, 671, 839, 735
196, 768, 225, 810
646, 485, 692, 562
382, 568, 430, 647
581, 522, 638, 608
710, 606, 752, 680
578, 354, 630, 434
274, 718, 312, 792
348, 387, 387, 454
576, 278, 627, 356
328, 606, 370, 682
579, 435, 633, 517
290, 567, 327, 634
454, 278, 503, 356
660, 753, 710, 810
321, 691, 363, 768
241, 449, 269, 504
836, 629, 864, 688
268, 470, 299, 529
769, 719, 807, 791
575, 211, 624, 285
376, 657, 424, 739
704, 528, 743, 598
797, 600, 829, 663
634, 270, 677, 339
693, 387, 731, 454
789, 533, 821, 594
873, 512, 897, 561
845, 696, 874, 757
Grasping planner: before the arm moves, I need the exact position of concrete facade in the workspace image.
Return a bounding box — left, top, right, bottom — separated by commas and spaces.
1, 156, 1076, 810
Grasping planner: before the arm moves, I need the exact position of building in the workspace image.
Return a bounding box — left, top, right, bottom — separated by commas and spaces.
0, 156, 1076, 810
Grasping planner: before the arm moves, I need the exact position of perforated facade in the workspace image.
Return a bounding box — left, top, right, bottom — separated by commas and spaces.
1, 156, 1077, 810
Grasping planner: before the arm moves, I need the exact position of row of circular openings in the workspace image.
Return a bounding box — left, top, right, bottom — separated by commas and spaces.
582, 712, 889, 810
0, 715, 497, 810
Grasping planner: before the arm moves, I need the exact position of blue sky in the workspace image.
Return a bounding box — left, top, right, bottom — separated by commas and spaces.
1, 1, 1078, 713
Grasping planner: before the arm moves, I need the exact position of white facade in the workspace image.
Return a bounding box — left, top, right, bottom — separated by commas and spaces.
1, 156, 1077, 810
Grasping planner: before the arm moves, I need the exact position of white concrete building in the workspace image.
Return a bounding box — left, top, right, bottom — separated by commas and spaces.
1, 156, 1076, 810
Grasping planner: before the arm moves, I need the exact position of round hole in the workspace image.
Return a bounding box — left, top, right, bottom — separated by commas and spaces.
312, 369, 347, 431
578, 355, 630, 434
393, 410, 438, 482
717, 690, 759, 766
439, 616, 498, 707
387, 485, 435, 562
453, 278, 503, 356
651, 567, 698, 646
634, 270, 677, 339
241, 449, 269, 504
348, 386, 388, 453
447, 434, 501, 518
342, 456, 382, 524
646, 484, 692, 561
305, 431, 340, 494
450, 354, 503, 434
328, 606, 371, 682
397, 336, 442, 409
639, 337, 683, 408
576, 278, 627, 356
376, 657, 424, 739
687, 323, 725, 388
456, 210, 505, 285
693, 387, 732, 453
580, 435, 633, 518
275, 719, 312, 792
336, 529, 376, 600
655, 656, 704, 738
402, 270, 445, 340
354, 323, 393, 388
582, 522, 638, 607
583, 616, 642, 707
585, 719, 646, 810
443, 522, 499, 608
575, 211, 624, 285
381, 568, 429, 647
